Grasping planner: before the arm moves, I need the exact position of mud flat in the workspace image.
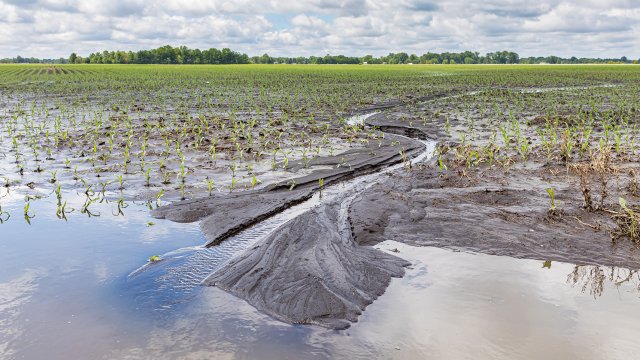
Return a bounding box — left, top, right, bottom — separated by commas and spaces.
204, 198, 409, 329
350, 160, 640, 270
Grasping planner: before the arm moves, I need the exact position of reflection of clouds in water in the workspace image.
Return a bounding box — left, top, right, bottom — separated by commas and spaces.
322, 242, 640, 360
0, 269, 42, 358
138, 222, 201, 244
108, 288, 318, 360
94, 261, 109, 283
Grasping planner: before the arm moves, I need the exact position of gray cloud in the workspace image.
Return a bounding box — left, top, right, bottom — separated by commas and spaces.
404, 0, 439, 12
0, 0, 638, 59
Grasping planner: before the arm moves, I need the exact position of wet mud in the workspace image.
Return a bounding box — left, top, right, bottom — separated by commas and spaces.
351, 162, 640, 270
153, 85, 640, 329
152, 133, 422, 247
204, 199, 409, 330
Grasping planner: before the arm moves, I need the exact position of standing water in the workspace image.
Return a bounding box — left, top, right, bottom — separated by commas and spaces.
0, 113, 639, 359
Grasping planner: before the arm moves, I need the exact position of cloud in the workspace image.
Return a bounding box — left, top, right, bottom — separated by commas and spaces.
522, 3, 633, 33
0, 0, 638, 59
404, 0, 439, 12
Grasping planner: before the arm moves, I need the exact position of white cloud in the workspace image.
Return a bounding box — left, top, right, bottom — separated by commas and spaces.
0, 0, 638, 59
522, 3, 632, 33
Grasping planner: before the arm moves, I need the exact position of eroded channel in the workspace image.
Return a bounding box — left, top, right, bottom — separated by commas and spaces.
127, 112, 436, 312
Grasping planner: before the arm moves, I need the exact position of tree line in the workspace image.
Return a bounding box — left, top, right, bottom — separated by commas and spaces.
0, 56, 66, 64
254, 51, 637, 65
1, 45, 638, 65
68, 46, 249, 65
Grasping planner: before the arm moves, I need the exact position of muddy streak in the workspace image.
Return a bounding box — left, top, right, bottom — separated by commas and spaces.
204, 200, 407, 330
131, 160, 408, 293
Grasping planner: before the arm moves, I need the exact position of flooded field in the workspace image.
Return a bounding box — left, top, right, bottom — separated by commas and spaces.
2, 64, 640, 358
1, 190, 638, 359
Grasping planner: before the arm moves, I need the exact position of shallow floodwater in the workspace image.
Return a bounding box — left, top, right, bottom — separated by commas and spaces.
1, 189, 640, 359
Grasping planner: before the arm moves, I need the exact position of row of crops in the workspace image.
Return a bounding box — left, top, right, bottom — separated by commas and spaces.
0, 64, 639, 222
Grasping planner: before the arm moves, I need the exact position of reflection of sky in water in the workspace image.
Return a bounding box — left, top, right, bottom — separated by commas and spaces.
1, 190, 640, 359
0, 269, 42, 358
322, 241, 640, 360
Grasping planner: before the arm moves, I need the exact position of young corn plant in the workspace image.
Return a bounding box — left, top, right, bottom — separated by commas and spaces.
612, 197, 640, 244
23, 200, 35, 224
545, 187, 561, 218
144, 167, 152, 187
205, 178, 217, 196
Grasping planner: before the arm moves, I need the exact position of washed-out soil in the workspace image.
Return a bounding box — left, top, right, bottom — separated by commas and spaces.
350, 156, 640, 270
153, 132, 423, 246
151, 84, 640, 330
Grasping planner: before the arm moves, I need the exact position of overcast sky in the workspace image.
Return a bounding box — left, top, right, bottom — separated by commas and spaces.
0, 0, 638, 59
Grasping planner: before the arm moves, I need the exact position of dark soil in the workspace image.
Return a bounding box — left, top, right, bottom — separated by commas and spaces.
153, 85, 640, 330
204, 198, 409, 330
350, 157, 640, 270
153, 133, 423, 246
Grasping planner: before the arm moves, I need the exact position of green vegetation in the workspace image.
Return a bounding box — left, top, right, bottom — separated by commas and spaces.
4, 46, 638, 65
613, 198, 640, 243
70, 46, 249, 65
1, 63, 640, 238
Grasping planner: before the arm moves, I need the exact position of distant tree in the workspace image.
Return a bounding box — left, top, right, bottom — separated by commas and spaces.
546, 56, 561, 64
395, 52, 409, 64
506, 51, 519, 64
69, 53, 77, 64
259, 53, 273, 64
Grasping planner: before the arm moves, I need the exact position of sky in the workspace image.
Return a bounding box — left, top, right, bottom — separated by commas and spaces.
0, 0, 638, 59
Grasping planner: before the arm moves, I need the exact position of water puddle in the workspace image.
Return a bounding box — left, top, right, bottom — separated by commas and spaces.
518, 84, 618, 94
316, 243, 640, 359
0, 193, 204, 359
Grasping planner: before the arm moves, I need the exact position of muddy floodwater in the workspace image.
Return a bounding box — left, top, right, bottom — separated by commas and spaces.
1, 191, 639, 359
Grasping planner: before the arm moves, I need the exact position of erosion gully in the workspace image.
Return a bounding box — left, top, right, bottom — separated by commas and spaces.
1, 111, 639, 359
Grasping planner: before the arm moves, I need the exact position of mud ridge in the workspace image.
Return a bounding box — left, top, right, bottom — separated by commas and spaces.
203, 198, 410, 330
152, 132, 423, 247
